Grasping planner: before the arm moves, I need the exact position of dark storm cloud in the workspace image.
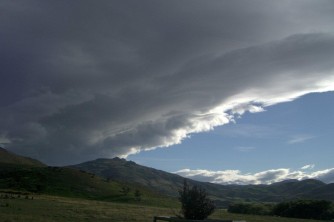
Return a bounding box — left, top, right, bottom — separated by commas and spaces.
1, 0, 334, 165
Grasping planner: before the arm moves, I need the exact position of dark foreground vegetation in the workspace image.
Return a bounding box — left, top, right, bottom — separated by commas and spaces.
178, 180, 215, 220
228, 199, 334, 220
273, 199, 334, 220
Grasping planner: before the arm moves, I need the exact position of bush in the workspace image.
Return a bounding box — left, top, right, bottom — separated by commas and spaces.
120, 185, 130, 196
228, 202, 273, 215
134, 189, 141, 201
272, 199, 333, 220
178, 180, 215, 220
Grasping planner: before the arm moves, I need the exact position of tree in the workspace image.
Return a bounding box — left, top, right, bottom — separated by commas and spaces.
228, 202, 273, 215
120, 185, 130, 196
272, 199, 333, 220
134, 189, 142, 201
178, 180, 215, 220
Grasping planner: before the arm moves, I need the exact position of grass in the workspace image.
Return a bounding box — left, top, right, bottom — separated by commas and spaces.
0, 194, 176, 222
0, 193, 329, 222
211, 210, 329, 222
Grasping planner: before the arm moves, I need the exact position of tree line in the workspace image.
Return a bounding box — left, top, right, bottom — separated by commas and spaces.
228, 199, 334, 220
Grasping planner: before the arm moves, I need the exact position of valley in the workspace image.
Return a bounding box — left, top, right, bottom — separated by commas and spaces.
1, 147, 333, 221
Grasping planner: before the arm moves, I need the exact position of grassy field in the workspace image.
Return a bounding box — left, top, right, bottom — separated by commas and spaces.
0, 194, 329, 222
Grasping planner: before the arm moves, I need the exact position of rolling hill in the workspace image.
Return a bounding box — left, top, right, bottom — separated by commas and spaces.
70, 157, 334, 206
0, 147, 45, 167
0, 148, 175, 207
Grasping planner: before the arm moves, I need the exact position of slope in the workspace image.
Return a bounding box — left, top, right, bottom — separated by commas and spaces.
0, 147, 45, 167
0, 148, 175, 207
69, 157, 187, 196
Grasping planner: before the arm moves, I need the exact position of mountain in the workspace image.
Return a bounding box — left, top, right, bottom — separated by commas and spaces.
269, 178, 326, 197
70, 157, 334, 206
69, 157, 188, 196
0, 147, 45, 167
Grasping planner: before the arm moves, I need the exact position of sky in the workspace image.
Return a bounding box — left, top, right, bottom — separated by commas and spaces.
129, 91, 334, 184
1, 0, 334, 185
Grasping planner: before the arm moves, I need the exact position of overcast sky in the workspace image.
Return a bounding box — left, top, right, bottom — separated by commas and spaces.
1, 0, 334, 184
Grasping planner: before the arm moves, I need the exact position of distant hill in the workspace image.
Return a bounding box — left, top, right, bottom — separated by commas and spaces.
269, 178, 326, 197
69, 157, 187, 196
70, 157, 334, 206
0, 147, 45, 167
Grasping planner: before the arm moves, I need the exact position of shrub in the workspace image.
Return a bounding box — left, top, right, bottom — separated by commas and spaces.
178, 180, 215, 220
228, 202, 273, 215
134, 189, 141, 201
120, 185, 130, 196
272, 199, 333, 220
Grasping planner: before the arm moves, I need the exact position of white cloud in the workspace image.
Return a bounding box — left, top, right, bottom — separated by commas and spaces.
309, 168, 334, 183
288, 134, 315, 144
0, 134, 11, 147
301, 164, 315, 170
231, 104, 266, 115
175, 167, 334, 185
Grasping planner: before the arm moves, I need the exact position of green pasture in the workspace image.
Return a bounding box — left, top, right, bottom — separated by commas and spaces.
0, 194, 327, 222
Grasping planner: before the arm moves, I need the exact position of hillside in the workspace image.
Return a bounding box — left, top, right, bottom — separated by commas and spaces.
0, 148, 174, 206
0, 147, 45, 167
302, 183, 334, 200
70, 158, 334, 206
69, 157, 187, 196
0, 165, 175, 207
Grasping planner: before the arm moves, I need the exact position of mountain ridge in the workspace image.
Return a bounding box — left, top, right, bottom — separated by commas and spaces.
70, 157, 334, 205
69, 157, 188, 196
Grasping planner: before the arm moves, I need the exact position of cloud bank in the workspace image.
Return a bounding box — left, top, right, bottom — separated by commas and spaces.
175, 167, 334, 185
1, 0, 334, 165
